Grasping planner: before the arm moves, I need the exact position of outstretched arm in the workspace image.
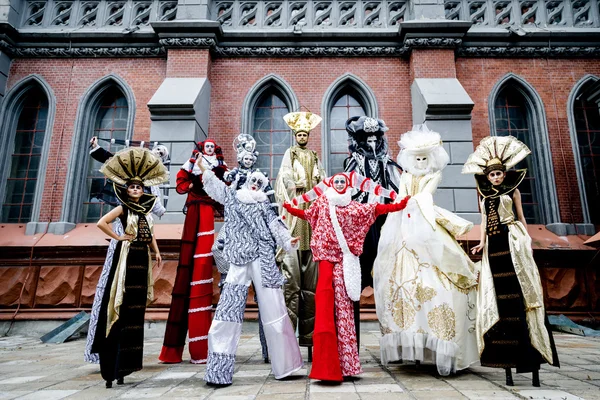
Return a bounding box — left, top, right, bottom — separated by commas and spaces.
283, 202, 307, 220
198, 163, 228, 204
89, 137, 114, 163
375, 195, 411, 216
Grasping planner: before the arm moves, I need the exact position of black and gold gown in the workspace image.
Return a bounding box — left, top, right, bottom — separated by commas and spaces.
476, 171, 559, 372
92, 204, 154, 382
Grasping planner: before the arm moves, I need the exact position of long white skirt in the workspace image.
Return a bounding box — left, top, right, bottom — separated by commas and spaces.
373, 200, 479, 375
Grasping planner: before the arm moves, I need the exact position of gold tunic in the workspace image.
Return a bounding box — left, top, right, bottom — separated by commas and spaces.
275, 145, 325, 251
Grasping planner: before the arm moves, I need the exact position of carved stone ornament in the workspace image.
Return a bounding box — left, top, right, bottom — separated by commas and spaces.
158, 38, 217, 48
0, 40, 165, 58
457, 46, 600, 57
403, 38, 463, 48
211, 45, 410, 57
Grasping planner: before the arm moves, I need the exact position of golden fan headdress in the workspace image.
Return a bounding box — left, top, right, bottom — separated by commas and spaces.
283, 112, 322, 133
100, 147, 169, 187
462, 136, 531, 175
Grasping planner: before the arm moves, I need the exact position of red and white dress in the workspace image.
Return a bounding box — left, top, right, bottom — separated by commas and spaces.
285, 190, 409, 381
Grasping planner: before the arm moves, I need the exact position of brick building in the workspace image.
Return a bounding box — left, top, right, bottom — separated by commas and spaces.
0, 0, 598, 321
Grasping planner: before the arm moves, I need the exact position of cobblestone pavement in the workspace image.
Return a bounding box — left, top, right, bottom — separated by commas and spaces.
0, 324, 599, 400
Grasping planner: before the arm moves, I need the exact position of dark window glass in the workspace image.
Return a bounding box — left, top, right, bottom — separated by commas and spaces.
494, 86, 542, 224
252, 89, 292, 185
1, 89, 48, 223
82, 87, 128, 222
329, 93, 366, 175
574, 84, 600, 225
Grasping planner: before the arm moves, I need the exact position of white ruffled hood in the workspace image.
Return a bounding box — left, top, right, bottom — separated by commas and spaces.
236, 187, 268, 204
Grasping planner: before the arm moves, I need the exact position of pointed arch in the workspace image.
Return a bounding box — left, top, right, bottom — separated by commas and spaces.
488, 73, 559, 225
0, 74, 56, 227
567, 74, 600, 226
321, 73, 379, 175
241, 74, 299, 183
59, 74, 136, 230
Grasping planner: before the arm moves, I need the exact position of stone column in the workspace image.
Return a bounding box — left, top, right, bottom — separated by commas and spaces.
0, 0, 20, 107
149, 21, 221, 223
400, 19, 479, 222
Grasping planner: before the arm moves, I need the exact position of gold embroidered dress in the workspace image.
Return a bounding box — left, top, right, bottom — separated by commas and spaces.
373, 170, 479, 375
462, 135, 559, 371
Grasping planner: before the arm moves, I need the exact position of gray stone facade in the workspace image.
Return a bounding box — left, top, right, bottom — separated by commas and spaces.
148, 78, 212, 223
411, 78, 480, 223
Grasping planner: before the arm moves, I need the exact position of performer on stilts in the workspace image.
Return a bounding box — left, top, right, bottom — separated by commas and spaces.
373, 126, 479, 375
159, 140, 228, 364
212, 133, 272, 362
275, 111, 325, 361
464, 135, 559, 387
198, 162, 303, 386
91, 147, 169, 388
343, 116, 401, 346
85, 137, 169, 364
283, 172, 410, 382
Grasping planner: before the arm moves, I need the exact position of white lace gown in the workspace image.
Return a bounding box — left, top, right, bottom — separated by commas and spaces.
373, 170, 479, 375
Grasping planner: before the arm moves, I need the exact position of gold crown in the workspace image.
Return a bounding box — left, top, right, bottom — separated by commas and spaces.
283, 112, 322, 133
483, 157, 506, 175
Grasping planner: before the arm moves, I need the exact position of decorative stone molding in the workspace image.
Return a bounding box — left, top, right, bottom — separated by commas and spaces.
20, 0, 177, 30
457, 45, 600, 57
444, 0, 600, 28
211, 45, 409, 56
212, 0, 408, 30
159, 37, 217, 47
0, 40, 165, 57
404, 38, 463, 47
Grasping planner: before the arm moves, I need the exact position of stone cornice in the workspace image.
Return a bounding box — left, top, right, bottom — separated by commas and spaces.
457, 46, 600, 58
0, 40, 165, 57
211, 45, 409, 57
159, 37, 216, 48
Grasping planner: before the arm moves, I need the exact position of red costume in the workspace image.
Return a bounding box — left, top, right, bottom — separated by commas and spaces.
284, 172, 409, 381
159, 141, 227, 364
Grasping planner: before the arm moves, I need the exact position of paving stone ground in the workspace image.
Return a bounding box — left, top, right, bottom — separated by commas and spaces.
0, 323, 599, 400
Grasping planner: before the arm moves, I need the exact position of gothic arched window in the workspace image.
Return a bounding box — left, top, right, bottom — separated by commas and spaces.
493, 85, 542, 224
328, 92, 367, 175
1, 87, 49, 223
252, 88, 292, 184
81, 87, 129, 222
572, 80, 600, 225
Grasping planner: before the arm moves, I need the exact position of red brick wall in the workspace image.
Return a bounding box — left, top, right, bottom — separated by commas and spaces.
410, 49, 457, 80
208, 57, 413, 167
5, 52, 600, 226
7, 58, 168, 222
457, 58, 600, 223
166, 49, 211, 78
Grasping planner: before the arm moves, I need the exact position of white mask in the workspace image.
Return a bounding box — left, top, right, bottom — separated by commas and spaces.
204, 142, 215, 156
241, 154, 255, 169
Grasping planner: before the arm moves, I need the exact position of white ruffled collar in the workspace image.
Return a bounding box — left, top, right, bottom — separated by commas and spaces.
236, 188, 268, 204
324, 187, 352, 207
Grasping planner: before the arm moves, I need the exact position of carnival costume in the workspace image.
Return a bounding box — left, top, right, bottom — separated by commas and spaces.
463, 135, 559, 386
91, 147, 169, 387
85, 142, 168, 364
343, 116, 401, 345
373, 126, 479, 376
202, 168, 303, 385
212, 133, 272, 362
275, 112, 325, 351
159, 140, 228, 364
283, 172, 409, 381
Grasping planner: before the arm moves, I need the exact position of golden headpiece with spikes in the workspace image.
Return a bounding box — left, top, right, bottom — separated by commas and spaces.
100, 147, 169, 187
283, 112, 322, 134
462, 136, 531, 176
